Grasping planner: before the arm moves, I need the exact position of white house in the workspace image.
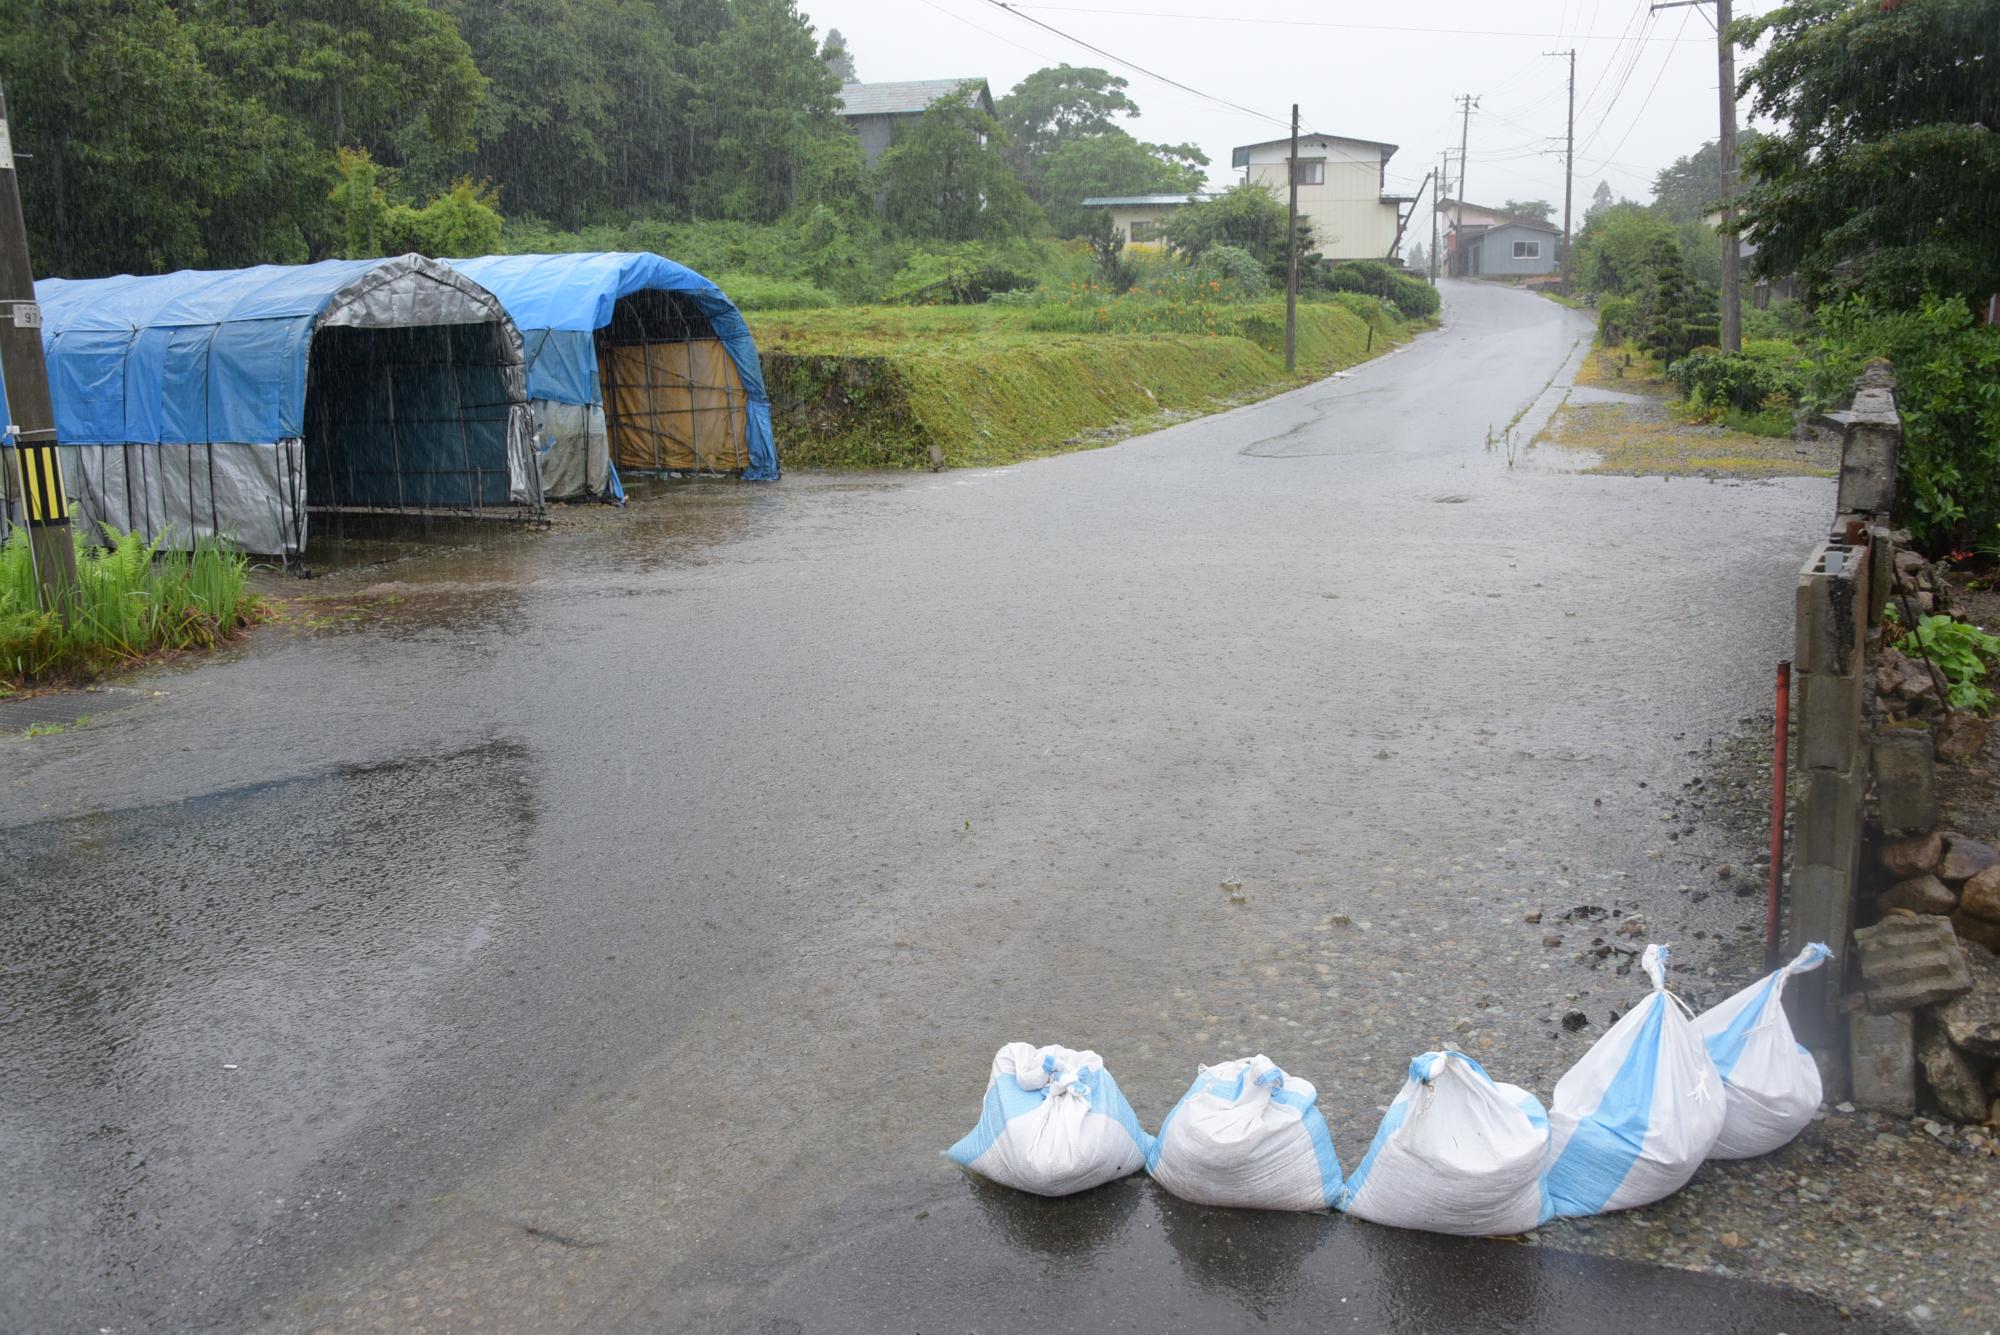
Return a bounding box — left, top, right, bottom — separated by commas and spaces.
1077, 193, 1214, 250
1231, 134, 1415, 261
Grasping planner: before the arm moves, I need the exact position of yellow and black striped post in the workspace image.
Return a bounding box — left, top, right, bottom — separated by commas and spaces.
0, 84, 80, 619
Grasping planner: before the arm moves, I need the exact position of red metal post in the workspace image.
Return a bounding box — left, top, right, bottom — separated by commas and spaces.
1767, 660, 1791, 969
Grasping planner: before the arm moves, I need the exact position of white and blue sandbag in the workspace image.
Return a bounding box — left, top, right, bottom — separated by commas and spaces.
945, 1043, 1153, 1196
1693, 943, 1833, 1159
1146, 1055, 1343, 1211
1544, 943, 1726, 1216
1338, 1050, 1553, 1236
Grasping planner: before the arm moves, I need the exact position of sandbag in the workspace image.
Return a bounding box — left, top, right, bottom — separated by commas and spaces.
1338, 1051, 1552, 1236
1693, 943, 1832, 1159
1544, 943, 1725, 1216
1146, 1055, 1342, 1211
945, 1043, 1152, 1196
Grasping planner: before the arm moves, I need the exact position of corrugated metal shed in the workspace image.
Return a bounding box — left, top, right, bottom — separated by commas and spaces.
837, 78, 991, 118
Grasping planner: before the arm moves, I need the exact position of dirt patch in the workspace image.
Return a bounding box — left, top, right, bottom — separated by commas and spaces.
1537, 396, 1839, 480
1934, 571, 2000, 847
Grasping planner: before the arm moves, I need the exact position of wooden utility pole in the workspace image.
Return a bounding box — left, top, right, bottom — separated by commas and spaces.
1285, 102, 1299, 372
1547, 48, 1576, 286
1431, 151, 1443, 281
1653, 0, 1742, 350
0, 85, 78, 621
1452, 94, 1479, 277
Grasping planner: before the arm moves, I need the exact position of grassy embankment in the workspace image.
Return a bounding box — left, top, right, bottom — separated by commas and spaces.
754, 296, 1423, 469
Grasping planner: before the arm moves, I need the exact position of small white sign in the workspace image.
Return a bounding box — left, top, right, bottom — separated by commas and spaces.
10, 302, 37, 328
0, 118, 12, 170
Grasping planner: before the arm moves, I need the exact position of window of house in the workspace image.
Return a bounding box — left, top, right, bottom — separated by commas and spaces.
1512, 240, 1541, 259
1129, 219, 1158, 242
1291, 159, 1324, 186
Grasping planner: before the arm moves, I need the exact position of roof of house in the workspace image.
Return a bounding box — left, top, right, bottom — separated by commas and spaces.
1230, 133, 1398, 168
1441, 200, 1562, 234
1078, 193, 1214, 207
837, 78, 991, 117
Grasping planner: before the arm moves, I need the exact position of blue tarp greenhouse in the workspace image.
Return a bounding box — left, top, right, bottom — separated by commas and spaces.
35, 254, 540, 556
449, 253, 778, 497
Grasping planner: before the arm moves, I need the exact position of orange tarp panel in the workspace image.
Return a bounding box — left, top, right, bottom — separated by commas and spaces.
601, 338, 750, 473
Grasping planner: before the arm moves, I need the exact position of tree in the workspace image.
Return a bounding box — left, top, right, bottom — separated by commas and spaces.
1038, 131, 1205, 237
1586, 180, 1615, 222
820, 27, 856, 81
1736, 0, 1999, 304
877, 92, 1040, 241
995, 65, 1140, 190
1632, 234, 1717, 361
1406, 242, 1428, 273
1165, 183, 1314, 283
0, 0, 313, 275
1503, 199, 1554, 223
687, 0, 851, 222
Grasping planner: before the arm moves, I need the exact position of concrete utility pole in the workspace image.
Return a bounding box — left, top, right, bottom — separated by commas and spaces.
1452, 94, 1479, 277
1653, 0, 1742, 351
1431, 151, 1444, 281
0, 85, 79, 620
1546, 48, 1576, 287
1285, 102, 1299, 373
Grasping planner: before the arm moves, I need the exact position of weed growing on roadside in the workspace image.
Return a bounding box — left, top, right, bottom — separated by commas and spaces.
1894, 611, 2000, 714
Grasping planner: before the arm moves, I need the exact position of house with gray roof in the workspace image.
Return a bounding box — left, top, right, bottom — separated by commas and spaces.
1078, 193, 1215, 250
837, 78, 996, 167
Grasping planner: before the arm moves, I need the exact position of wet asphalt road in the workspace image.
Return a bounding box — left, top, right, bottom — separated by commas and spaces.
2, 281, 1895, 1334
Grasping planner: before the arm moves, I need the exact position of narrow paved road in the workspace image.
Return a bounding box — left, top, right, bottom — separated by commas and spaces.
3, 283, 1888, 1333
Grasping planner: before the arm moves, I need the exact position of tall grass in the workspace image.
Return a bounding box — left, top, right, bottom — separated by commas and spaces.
0, 527, 257, 681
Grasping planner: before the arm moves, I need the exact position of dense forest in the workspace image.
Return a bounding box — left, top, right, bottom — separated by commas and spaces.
0, 0, 1209, 278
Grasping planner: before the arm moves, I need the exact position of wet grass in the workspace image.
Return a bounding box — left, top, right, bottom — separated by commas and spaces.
1573, 340, 1670, 393
0, 528, 261, 683
1536, 398, 1838, 479
755, 300, 1428, 469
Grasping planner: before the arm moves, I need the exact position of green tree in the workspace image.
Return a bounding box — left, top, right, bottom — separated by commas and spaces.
1164, 183, 1314, 283
1585, 179, 1615, 222
820, 26, 855, 82
1736, 0, 1999, 303
995, 64, 1140, 192
1649, 132, 1761, 223
877, 92, 1040, 241
1633, 234, 1717, 361
687, 0, 851, 222
1502, 199, 1554, 223
0, 0, 310, 275
1038, 131, 1205, 236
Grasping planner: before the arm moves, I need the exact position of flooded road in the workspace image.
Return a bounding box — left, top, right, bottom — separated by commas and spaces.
2, 282, 1888, 1333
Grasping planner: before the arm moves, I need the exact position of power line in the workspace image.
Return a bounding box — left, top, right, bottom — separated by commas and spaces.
975, 0, 1293, 128
1007, 2, 1720, 42
1579, 7, 1690, 160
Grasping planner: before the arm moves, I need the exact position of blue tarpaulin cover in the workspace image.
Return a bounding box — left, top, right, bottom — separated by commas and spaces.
450, 252, 778, 481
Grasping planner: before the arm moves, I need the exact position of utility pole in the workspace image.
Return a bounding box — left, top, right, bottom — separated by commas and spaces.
1545, 48, 1576, 288
0, 85, 78, 621
1452, 94, 1479, 278
1285, 102, 1299, 372
1653, 0, 1741, 350
1430, 151, 1444, 282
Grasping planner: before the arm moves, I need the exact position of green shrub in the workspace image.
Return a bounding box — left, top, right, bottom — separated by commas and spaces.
711, 273, 837, 310
1320, 259, 1439, 320
1598, 295, 1637, 343
1895, 612, 2000, 714
1191, 244, 1269, 297
1666, 347, 1804, 414
1804, 296, 2000, 548
1324, 291, 1395, 334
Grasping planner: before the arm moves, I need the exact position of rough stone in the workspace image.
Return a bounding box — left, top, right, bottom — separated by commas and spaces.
1917, 1026, 1989, 1123
1893, 549, 1926, 579
1939, 834, 2000, 884
1876, 874, 1958, 917
1962, 866, 2000, 924
1934, 944, 2000, 1058
1848, 1008, 1916, 1115
1872, 730, 1937, 835
1880, 830, 1944, 879
1934, 712, 1988, 766
1951, 910, 2000, 955
1852, 914, 1973, 1012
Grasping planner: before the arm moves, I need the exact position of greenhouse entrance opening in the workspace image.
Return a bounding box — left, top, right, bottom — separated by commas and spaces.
596, 290, 753, 475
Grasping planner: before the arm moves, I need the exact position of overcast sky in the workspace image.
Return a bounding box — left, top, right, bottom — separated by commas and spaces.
811, 0, 1774, 227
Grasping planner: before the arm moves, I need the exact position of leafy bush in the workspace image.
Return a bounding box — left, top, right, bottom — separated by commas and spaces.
1598, 295, 1637, 343
1, 528, 257, 681
1321, 260, 1439, 320
1191, 244, 1269, 297
1666, 347, 1804, 414
1324, 291, 1395, 334
1804, 296, 2000, 548
1895, 612, 2000, 714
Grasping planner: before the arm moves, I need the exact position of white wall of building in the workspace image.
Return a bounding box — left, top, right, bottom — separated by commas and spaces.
1242, 137, 1402, 261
